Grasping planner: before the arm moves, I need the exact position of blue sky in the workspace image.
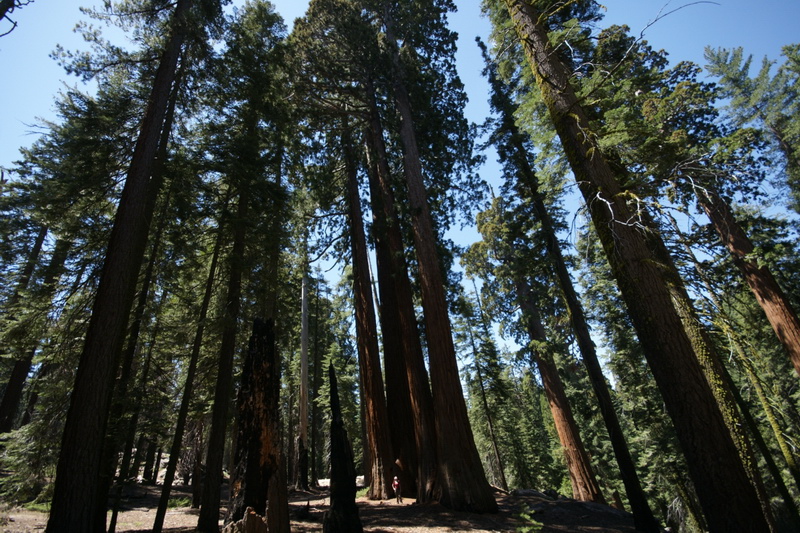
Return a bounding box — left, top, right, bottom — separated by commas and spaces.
1, 0, 798, 176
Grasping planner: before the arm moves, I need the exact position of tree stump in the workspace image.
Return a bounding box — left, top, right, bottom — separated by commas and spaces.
221, 506, 267, 533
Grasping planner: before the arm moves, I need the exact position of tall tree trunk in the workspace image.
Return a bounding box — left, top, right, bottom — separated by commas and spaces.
227, 318, 288, 530
153, 207, 225, 533
344, 129, 393, 500
643, 211, 776, 530
364, 77, 437, 502
697, 185, 800, 377
525, 173, 657, 527
514, 276, 605, 503
106, 72, 182, 532
486, 37, 658, 521
197, 184, 249, 532
46, 1, 192, 529
0, 224, 47, 432
0, 236, 69, 433
670, 213, 800, 524
502, 1, 769, 529
107, 201, 171, 533
382, 13, 496, 512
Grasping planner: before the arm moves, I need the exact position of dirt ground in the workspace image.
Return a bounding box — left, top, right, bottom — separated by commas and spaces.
1, 483, 638, 532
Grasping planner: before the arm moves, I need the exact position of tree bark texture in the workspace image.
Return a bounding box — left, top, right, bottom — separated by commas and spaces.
502, 1, 769, 530
672, 215, 800, 525
364, 78, 438, 502
227, 318, 288, 531
643, 211, 776, 530
107, 78, 182, 532
344, 130, 394, 500
383, 14, 496, 513
46, 0, 191, 530
698, 185, 800, 377
514, 277, 605, 504
107, 201, 172, 533
528, 178, 657, 527
493, 51, 658, 524
323, 364, 364, 533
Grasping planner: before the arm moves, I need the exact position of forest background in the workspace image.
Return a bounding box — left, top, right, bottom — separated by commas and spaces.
1, 0, 800, 532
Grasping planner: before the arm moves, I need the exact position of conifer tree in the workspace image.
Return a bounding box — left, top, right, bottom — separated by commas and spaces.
705, 45, 800, 213
477, 35, 659, 530
378, 0, 496, 511
497, 1, 769, 529
46, 0, 217, 529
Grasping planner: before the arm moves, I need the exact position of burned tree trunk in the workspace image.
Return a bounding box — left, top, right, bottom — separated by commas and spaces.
323, 365, 363, 533
227, 318, 288, 531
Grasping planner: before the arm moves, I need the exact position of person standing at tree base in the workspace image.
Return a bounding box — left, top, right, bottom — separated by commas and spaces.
392, 476, 402, 504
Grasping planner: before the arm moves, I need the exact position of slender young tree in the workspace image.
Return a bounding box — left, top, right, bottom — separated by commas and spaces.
467, 198, 605, 503
297, 271, 310, 489
152, 207, 225, 533
0, 234, 68, 434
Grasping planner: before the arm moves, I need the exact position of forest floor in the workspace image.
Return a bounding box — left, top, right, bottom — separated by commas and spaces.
0, 481, 638, 532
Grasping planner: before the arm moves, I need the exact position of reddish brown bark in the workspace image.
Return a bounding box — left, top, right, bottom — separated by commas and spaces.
698, 186, 800, 377
503, 1, 769, 530
382, 12, 496, 511
343, 129, 393, 500
364, 77, 437, 501
495, 51, 658, 523
514, 277, 605, 504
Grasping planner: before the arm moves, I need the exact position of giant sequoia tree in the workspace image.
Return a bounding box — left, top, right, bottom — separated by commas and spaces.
291, 0, 494, 511
377, 0, 496, 512
498, 0, 769, 530
476, 36, 659, 531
